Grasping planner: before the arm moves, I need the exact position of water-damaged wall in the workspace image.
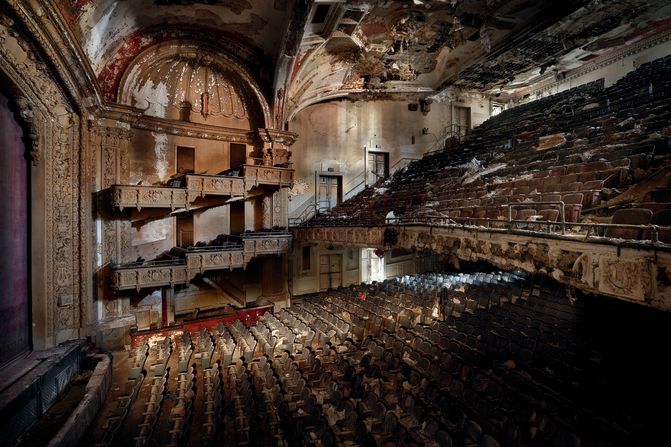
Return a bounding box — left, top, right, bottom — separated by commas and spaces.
287, 96, 490, 218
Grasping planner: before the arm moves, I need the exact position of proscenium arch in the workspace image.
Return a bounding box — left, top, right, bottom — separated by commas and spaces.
117, 40, 273, 129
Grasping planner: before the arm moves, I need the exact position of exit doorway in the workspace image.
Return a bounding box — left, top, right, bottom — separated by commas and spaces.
318, 175, 342, 210
361, 248, 385, 283
319, 254, 342, 291
176, 146, 195, 174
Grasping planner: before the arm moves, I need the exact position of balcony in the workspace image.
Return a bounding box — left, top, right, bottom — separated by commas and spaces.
110, 232, 292, 291
110, 174, 245, 211
242, 164, 293, 188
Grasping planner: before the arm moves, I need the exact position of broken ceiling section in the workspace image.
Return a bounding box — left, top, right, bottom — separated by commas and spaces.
450, 0, 671, 95
52, 0, 671, 126
285, 0, 588, 120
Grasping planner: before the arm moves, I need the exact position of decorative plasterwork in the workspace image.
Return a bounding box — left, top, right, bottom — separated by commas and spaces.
0, 12, 85, 346
117, 41, 272, 128
294, 225, 671, 311
244, 165, 294, 188
109, 174, 245, 211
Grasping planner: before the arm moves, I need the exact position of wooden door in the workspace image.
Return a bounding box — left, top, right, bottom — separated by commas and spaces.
367, 151, 388, 181
177, 146, 195, 174
230, 143, 247, 170
454, 106, 471, 138
319, 254, 342, 291
318, 175, 341, 209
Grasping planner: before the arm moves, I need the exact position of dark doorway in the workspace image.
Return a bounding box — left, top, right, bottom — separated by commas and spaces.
176, 214, 194, 247
230, 143, 247, 170
0, 89, 30, 367
176, 146, 195, 174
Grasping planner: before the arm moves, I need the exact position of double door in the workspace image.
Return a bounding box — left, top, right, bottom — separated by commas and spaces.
319, 254, 342, 291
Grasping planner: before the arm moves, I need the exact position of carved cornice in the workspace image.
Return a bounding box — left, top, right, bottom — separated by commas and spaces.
99, 104, 260, 143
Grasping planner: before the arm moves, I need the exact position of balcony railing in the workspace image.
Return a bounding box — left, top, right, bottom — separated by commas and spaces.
110, 232, 292, 291
110, 166, 294, 211
110, 185, 189, 211
184, 174, 245, 201
242, 164, 294, 188
110, 174, 245, 211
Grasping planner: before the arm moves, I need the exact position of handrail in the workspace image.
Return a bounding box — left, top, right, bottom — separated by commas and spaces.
390, 156, 421, 174
424, 123, 468, 154
245, 158, 294, 169
316, 199, 331, 211
289, 203, 319, 227
185, 243, 242, 252
344, 179, 366, 200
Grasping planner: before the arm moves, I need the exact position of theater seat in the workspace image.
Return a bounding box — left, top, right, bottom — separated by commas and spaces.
605, 208, 653, 240
651, 209, 671, 243
562, 193, 584, 222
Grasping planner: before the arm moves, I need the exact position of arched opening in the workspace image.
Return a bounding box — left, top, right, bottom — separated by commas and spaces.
0, 87, 31, 368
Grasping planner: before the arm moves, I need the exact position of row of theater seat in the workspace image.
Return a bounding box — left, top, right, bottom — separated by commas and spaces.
93, 269, 670, 446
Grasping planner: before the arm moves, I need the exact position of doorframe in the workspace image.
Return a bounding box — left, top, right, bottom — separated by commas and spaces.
315, 171, 343, 210
366, 150, 389, 183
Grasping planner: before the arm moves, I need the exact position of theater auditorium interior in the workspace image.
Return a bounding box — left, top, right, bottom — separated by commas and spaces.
2, 0, 671, 446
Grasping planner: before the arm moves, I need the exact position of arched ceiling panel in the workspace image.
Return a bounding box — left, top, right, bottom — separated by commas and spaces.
56, 0, 293, 100
119, 42, 272, 129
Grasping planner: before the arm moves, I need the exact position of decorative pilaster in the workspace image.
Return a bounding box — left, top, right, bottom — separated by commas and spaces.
92, 123, 133, 320
272, 188, 289, 228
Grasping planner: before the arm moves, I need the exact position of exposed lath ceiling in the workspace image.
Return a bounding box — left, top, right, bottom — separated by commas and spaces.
54, 0, 671, 122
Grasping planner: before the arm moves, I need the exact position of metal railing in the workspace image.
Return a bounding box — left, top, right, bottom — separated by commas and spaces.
390, 156, 421, 175
289, 201, 331, 227
425, 124, 470, 154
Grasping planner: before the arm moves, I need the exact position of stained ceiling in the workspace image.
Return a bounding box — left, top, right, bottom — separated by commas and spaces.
54, 0, 671, 122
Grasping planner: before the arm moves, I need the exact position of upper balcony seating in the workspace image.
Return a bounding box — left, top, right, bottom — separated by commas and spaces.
309, 56, 671, 241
